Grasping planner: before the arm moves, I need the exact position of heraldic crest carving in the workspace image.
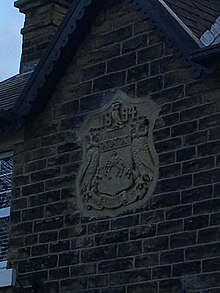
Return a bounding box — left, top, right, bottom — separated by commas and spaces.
76, 91, 161, 216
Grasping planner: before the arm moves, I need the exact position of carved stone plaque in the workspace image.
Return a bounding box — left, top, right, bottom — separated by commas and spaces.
76, 91, 161, 216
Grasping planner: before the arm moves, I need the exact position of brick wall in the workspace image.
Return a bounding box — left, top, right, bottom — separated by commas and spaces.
9, 0, 220, 292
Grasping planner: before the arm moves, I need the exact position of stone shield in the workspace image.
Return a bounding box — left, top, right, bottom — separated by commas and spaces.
76, 91, 161, 216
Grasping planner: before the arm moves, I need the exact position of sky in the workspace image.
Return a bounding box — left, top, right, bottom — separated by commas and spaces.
0, 0, 25, 82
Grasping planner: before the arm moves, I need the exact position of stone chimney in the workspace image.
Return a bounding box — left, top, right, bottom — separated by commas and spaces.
15, 0, 72, 73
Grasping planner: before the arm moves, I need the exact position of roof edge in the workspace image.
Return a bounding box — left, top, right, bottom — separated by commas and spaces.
191, 43, 220, 66
158, 0, 204, 48
130, 0, 211, 78
0, 0, 216, 133
13, 0, 83, 115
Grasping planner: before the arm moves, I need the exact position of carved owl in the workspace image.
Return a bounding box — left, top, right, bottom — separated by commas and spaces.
112, 102, 123, 126
79, 131, 100, 194
131, 118, 155, 186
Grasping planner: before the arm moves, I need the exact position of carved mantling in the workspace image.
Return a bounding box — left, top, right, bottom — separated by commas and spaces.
76, 91, 161, 217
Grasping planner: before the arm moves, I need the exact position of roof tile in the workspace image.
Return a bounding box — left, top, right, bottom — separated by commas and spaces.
164, 0, 220, 38
0, 73, 32, 111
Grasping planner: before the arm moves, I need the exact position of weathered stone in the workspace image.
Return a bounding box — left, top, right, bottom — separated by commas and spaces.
76, 91, 160, 217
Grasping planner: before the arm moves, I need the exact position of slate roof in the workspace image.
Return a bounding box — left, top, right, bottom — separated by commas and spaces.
0, 72, 32, 111
164, 0, 220, 39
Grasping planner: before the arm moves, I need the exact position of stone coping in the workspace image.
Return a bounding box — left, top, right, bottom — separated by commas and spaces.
0, 269, 16, 288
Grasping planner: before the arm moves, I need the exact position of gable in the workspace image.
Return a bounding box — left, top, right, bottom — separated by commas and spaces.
24, 0, 195, 138
8, 2, 208, 119
23, 0, 190, 138
0, 0, 219, 135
